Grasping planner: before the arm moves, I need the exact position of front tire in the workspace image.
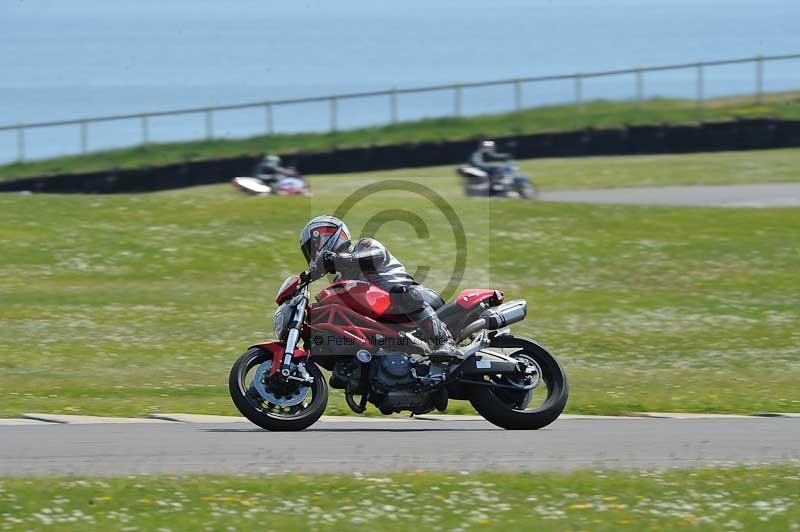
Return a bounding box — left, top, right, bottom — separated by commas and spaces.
229, 347, 328, 431
469, 336, 568, 430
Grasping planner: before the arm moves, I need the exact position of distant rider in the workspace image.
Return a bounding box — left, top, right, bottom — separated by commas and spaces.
254, 154, 309, 192
470, 140, 512, 190
470, 139, 511, 168
299, 215, 458, 358
254, 154, 292, 186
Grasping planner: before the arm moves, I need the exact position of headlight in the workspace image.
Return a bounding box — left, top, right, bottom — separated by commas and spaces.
273, 306, 287, 340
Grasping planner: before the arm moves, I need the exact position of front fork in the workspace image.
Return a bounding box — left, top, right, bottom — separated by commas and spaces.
280, 295, 308, 378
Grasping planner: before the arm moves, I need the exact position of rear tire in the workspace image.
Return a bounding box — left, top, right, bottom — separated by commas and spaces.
229, 347, 328, 431
469, 336, 568, 430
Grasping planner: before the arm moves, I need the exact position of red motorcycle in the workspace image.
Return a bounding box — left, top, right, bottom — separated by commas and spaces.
229, 269, 568, 431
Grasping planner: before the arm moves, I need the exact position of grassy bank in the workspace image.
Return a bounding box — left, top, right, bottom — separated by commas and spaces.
1, 148, 798, 417
1, 91, 799, 181
2, 465, 799, 530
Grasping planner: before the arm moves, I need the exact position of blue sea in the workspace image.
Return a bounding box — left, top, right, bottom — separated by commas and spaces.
1, 0, 799, 162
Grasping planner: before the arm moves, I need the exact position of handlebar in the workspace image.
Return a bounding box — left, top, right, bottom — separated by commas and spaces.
300, 263, 327, 286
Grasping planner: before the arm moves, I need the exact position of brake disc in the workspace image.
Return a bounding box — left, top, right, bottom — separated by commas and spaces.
253, 361, 309, 407
486, 351, 540, 409
513, 355, 541, 409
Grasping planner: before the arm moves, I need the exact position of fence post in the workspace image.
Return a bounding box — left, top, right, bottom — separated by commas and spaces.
755, 55, 764, 104
329, 97, 338, 132
514, 79, 522, 111
574, 74, 584, 128
205, 109, 214, 140
16, 126, 25, 162
635, 68, 644, 107
453, 84, 463, 117
80, 120, 88, 154
696, 63, 705, 108
265, 103, 274, 135
389, 89, 398, 124
141, 115, 149, 145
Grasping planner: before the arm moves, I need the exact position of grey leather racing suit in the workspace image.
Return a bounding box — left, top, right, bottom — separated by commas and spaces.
329, 237, 415, 291
322, 237, 452, 348
470, 145, 511, 169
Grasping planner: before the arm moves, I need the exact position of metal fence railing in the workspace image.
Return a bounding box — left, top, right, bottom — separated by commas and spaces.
2, 53, 799, 162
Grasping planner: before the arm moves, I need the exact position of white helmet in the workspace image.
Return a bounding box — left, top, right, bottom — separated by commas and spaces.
299, 215, 352, 265
480, 140, 496, 149
263, 154, 281, 166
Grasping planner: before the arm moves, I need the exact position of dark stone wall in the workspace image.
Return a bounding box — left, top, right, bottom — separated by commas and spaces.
2, 118, 799, 194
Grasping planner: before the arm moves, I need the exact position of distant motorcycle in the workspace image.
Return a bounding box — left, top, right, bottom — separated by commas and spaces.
457, 163, 537, 199
231, 170, 312, 197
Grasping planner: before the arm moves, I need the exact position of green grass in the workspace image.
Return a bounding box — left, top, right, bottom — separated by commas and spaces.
1, 91, 799, 181
2, 466, 799, 530
1, 147, 799, 417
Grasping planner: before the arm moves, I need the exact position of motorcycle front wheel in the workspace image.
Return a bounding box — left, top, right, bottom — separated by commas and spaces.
229, 347, 328, 431
469, 336, 568, 430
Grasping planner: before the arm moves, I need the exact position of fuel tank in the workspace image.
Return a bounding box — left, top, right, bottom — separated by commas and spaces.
314, 280, 392, 319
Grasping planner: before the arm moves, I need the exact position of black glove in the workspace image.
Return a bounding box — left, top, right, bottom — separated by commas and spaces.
320, 250, 337, 274
303, 252, 329, 284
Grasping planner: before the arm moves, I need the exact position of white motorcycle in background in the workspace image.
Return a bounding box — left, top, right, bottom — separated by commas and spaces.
231, 169, 312, 197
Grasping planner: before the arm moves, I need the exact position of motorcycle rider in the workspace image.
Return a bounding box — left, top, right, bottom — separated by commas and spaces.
299, 215, 459, 358
470, 139, 511, 169
254, 154, 291, 186
469, 140, 512, 192
254, 154, 310, 192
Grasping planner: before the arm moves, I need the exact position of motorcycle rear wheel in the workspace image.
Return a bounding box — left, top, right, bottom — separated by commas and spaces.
469, 336, 568, 430
229, 347, 328, 431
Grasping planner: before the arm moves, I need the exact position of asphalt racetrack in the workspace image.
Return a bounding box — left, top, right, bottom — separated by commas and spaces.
540, 183, 800, 207
2, 417, 799, 477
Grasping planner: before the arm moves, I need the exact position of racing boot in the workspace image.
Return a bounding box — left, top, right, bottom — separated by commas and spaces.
390, 284, 461, 359
421, 313, 462, 361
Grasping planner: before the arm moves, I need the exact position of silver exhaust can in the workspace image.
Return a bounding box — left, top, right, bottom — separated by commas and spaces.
480, 299, 527, 329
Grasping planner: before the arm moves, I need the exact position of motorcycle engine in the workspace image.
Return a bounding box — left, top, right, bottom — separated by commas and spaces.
329, 350, 449, 415
379, 352, 416, 382
371, 349, 446, 415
